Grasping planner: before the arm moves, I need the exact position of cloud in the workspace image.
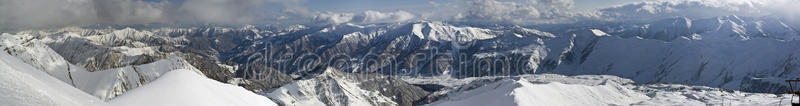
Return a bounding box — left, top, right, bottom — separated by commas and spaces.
457, 0, 541, 23
271, 0, 313, 19
451, 0, 591, 24
313, 10, 416, 24
600, 0, 759, 20
0, 0, 169, 31
353, 10, 415, 23
440, 0, 799, 24
0, 0, 296, 31
599, 0, 800, 22
763, 0, 800, 23
92, 0, 168, 24
0, 0, 422, 31
536, 0, 575, 18
313, 12, 355, 24
174, 0, 277, 24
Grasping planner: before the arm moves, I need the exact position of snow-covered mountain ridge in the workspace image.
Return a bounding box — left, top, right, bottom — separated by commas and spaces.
408, 74, 787, 105
1, 33, 199, 100
7, 15, 800, 94
543, 15, 800, 93
0, 46, 278, 105
266, 67, 428, 106
2, 14, 799, 105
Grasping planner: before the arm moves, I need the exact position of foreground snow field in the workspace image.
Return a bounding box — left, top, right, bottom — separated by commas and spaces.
0, 51, 278, 105
109, 69, 278, 106
408, 74, 790, 106
427, 78, 647, 106
0, 45, 104, 105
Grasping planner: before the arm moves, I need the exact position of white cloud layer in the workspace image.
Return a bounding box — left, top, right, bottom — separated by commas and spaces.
600, 0, 800, 22
355, 10, 416, 23
441, 0, 800, 24
451, 0, 596, 24
457, 0, 541, 23
313, 10, 416, 24
175, 0, 273, 24
313, 12, 355, 24
0, 0, 418, 31
0, 0, 298, 31
0, 0, 167, 31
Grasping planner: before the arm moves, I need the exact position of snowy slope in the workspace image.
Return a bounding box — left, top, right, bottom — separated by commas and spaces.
265, 68, 396, 106
411, 21, 500, 42
0, 50, 104, 105
71, 57, 201, 100
422, 74, 788, 106
1, 50, 277, 105
109, 69, 278, 106
631, 84, 785, 105
428, 78, 647, 106
0, 33, 79, 85
1, 33, 205, 100
527, 15, 800, 94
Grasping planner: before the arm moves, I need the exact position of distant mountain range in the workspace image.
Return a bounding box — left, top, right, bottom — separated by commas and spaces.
2, 14, 799, 105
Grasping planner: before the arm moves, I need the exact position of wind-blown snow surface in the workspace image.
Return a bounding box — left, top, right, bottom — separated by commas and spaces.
0, 48, 104, 106
0, 35, 277, 105
0, 33, 200, 100
109, 69, 278, 106
0, 51, 278, 105
428, 78, 646, 106
411, 74, 789, 106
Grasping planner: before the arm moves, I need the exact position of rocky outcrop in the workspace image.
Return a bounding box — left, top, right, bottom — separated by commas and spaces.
266, 67, 428, 106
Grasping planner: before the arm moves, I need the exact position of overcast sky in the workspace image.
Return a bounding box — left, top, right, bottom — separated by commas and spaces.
0, 0, 797, 31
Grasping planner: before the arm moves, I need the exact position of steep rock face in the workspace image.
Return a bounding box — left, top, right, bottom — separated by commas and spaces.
266, 67, 428, 106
